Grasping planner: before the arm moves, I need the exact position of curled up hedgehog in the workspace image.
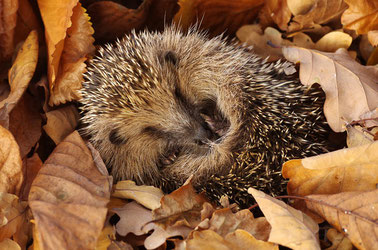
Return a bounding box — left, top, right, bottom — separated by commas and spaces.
80, 27, 336, 207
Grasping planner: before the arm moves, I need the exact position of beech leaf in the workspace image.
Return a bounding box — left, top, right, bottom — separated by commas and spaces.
28, 131, 111, 250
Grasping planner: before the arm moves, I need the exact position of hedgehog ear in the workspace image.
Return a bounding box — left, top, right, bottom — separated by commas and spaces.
163, 51, 179, 67
109, 128, 127, 145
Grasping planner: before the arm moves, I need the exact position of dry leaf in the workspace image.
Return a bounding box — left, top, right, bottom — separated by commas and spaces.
113, 180, 164, 210
0, 193, 27, 241
0, 30, 38, 126
142, 180, 210, 249
95, 223, 115, 250
20, 153, 43, 201
314, 31, 352, 52
9, 93, 42, 158
283, 141, 378, 196
259, 0, 292, 30
287, 0, 315, 15
48, 2, 95, 106
326, 228, 353, 250
186, 229, 278, 250
368, 30, 378, 46
306, 189, 378, 249
236, 25, 287, 60
43, 105, 79, 145
0, 0, 18, 62
0, 239, 21, 250
28, 131, 111, 250
288, 0, 348, 32
0, 125, 23, 195
37, 0, 78, 86
199, 208, 271, 241
14, 0, 43, 46
283, 47, 378, 132
341, 0, 378, 38
346, 125, 375, 147
114, 201, 154, 237
225, 229, 278, 250
174, 0, 265, 37
248, 188, 320, 250
87, 0, 178, 43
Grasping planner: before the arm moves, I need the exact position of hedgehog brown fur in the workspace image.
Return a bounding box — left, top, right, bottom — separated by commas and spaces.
80, 27, 333, 207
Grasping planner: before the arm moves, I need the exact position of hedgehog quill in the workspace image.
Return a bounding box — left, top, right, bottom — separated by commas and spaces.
80, 27, 334, 206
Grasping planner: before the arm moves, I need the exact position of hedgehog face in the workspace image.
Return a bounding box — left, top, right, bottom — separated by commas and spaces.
81, 28, 249, 186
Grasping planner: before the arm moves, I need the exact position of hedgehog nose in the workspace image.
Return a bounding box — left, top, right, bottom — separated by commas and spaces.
193, 124, 213, 145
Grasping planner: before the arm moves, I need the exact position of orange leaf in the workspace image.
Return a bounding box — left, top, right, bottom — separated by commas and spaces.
341, 0, 378, 36
0, 30, 38, 125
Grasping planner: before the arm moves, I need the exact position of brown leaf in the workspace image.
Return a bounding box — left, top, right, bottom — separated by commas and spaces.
248, 188, 320, 250
341, 0, 378, 36
326, 228, 354, 250
186, 229, 278, 250
288, 0, 348, 32
306, 189, 378, 249
0, 0, 18, 62
174, 0, 265, 37
0, 125, 23, 195
87, 0, 178, 43
42, 105, 79, 145
48, 2, 95, 106
9, 93, 42, 158
0, 239, 21, 250
199, 208, 271, 241
114, 201, 154, 237
0, 193, 27, 242
283, 47, 378, 132
143, 180, 210, 249
113, 180, 164, 210
259, 0, 292, 31
20, 153, 43, 201
287, 0, 316, 15
0, 30, 38, 126
28, 131, 111, 250
14, 0, 43, 46
225, 229, 279, 250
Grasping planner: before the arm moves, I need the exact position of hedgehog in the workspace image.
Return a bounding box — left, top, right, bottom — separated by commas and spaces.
80, 27, 334, 207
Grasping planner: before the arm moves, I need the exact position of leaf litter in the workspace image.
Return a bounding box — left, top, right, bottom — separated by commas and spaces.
0, 0, 377, 249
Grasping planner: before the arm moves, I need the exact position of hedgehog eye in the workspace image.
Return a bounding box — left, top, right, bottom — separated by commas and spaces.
109, 128, 127, 145
163, 51, 179, 67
